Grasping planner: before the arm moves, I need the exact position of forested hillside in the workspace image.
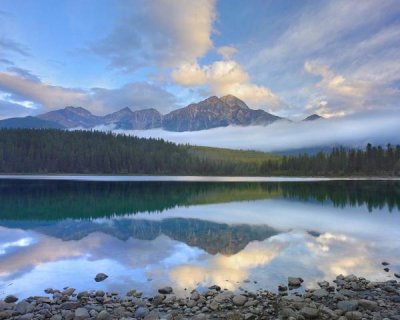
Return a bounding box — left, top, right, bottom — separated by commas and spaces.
0, 129, 266, 175
266, 144, 400, 176
0, 129, 399, 176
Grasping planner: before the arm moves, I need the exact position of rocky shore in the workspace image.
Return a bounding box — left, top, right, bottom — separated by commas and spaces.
1, 273, 400, 320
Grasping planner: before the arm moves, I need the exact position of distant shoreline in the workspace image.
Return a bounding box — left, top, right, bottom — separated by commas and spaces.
0, 174, 400, 182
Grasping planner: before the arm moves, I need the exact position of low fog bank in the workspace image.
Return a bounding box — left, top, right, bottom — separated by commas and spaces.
103, 111, 400, 152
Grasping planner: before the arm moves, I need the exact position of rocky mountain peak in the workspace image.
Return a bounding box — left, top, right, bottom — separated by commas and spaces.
119, 107, 133, 113
220, 94, 249, 109
107, 107, 134, 118
196, 96, 221, 107
64, 106, 93, 115
137, 108, 161, 114
37, 106, 99, 128
303, 114, 323, 121
162, 95, 282, 131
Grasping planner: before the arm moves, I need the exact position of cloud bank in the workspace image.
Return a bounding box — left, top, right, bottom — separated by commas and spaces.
0, 71, 177, 115
111, 111, 400, 152
92, 0, 216, 70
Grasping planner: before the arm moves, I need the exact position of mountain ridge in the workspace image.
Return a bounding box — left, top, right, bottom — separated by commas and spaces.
37, 106, 101, 128
0, 116, 65, 129
0, 95, 317, 131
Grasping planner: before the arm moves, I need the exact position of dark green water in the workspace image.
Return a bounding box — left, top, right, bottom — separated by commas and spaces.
0, 179, 399, 219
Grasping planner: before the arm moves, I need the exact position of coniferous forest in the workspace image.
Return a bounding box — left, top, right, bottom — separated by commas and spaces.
0, 129, 399, 176
263, 144, 400, 176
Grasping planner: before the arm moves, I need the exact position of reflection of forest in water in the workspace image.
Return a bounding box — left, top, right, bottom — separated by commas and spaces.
0, 179, 399, 220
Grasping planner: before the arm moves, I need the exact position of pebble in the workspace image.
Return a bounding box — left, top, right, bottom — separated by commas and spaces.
345, 311, 362, 320
288, 276, 303, 287
300, 306, 319, 319
4, 295, 18, 303
96, 290, 105, 297
337, 300, 359, 312
95, 273, 108, 282
208, 285, 221, 291
96, 310, 111, 320
232, 295, 247, 306
358, 298, 378, 311
158, 286, 173, 294
144, 310, 160, 320
135, 306, 149, 319
15, 300, 34, 314
63, 288, 76, 296
74, 307, 90, 320
312, 288, 329, 298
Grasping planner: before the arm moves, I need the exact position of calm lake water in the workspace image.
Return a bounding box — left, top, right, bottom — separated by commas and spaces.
0, 177, 399, 299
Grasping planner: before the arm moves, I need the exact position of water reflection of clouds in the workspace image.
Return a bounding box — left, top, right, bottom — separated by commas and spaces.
169, 230, 399, 291
0, 230, 208, 297
303, 232, 390, 284
1, 225, 398, 298
0, 230, 189, 279
0, 237, 33, 255
169, 239, 286, 290
1, 198, 399, 297
0, 227, 83, 278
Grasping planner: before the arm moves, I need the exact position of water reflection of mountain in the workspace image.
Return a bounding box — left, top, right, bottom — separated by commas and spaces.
1, 218, 279, 256
0, 180, 398, 220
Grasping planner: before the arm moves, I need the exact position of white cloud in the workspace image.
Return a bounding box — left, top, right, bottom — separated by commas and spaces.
0, 99, 32, 119
304, 61, 369, 99
217, 46, 237, 60
92, 0, 216, 70
0, 71, 87, 109
246, 0, 400, 116
90, 82, 177, 114
171, 62, 208, 86
251, 0, 400, 69
0, 71, 177, 114
303, 61, 372, 116
172, 60, 282, 110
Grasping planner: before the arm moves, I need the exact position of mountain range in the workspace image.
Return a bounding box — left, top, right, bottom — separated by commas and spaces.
0, 95, 322, 131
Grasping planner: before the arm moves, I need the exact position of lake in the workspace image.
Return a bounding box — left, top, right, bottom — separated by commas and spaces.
0, 177, 399, 299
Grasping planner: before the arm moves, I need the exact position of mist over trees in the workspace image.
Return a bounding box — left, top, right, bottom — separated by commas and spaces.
0, 129, 399, 176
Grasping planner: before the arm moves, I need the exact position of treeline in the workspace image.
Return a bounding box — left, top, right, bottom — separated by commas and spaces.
0, 129, 399, 176
0, 129, 258, 175
260, 144, 400, 176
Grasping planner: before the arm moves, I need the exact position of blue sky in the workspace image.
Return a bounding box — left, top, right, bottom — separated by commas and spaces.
0, 0, 399, 119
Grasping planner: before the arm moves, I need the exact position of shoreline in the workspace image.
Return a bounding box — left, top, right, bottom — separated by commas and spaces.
0, 174, 400, 182
1, 274, 400, 319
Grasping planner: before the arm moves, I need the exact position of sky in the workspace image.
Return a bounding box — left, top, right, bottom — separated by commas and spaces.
0, 0, 399, 120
